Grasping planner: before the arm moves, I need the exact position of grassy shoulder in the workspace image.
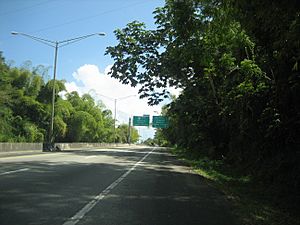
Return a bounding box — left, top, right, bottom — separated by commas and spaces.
170, 147, 300, 225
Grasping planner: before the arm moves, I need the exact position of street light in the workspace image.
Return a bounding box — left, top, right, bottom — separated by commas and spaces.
96, 93, 136, 143
11, 31, 105, 149
113, 95, 136, 143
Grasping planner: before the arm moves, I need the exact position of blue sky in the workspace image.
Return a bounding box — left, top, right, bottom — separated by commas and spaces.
0, 0, 163, 78
0, 0, 178, 140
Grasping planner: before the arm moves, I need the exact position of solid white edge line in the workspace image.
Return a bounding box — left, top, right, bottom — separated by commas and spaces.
62, 148, 155, 225
0, 168, 30, 176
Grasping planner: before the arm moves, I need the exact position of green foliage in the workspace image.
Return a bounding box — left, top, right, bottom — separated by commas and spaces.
0, 52, 135, 143
116, 124, 139, 143
144, 128, 169, 147
142, 138, 155, 146
66, 111, 96, 142
38, 79, 66, 104
107, 0, 300, 215
172, 147, 300, 225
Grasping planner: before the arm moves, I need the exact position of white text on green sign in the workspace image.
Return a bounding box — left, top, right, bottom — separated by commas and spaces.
133, 116, 150, 126
152, 116, 169, 128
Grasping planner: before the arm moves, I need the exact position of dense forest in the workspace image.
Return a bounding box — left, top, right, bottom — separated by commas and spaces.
106, 0, 299, 204
0, 55, 139, 144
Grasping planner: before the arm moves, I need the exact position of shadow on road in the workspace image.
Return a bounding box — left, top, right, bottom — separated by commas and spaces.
0, 146, 237, 225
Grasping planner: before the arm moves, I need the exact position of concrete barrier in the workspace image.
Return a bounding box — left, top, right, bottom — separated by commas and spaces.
0, 142, 129, 152
0, 143, 43, 152
55, 143, 129, 150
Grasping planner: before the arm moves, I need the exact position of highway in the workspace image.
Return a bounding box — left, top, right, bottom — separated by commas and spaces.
0, 146, 236, 225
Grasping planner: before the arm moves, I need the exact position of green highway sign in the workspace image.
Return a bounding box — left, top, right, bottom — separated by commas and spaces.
133, 115, 150, 126
152, 116, 169, 128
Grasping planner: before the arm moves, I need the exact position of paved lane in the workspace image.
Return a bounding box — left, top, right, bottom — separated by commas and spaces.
0, 146, 236, 225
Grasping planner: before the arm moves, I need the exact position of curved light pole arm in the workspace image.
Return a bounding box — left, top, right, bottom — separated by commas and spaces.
117, 94, 136, 101
58, 32, 106, 48
11, 31, 56, 47
96, 93, 114, 101
11, 31, 105, 48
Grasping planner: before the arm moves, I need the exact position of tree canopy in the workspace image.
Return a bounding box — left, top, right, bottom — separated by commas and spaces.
0, 53, 139, 144
106, 0, 299, 195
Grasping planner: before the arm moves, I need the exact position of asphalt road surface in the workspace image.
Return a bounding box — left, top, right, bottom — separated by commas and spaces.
0, 146, 237, 225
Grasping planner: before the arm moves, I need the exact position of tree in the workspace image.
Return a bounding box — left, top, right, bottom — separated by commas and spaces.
106, 0, 265, 155
0, 53, 117, 143
153, 129, 169, 147
116, 124, 139, 143
38, 79, 66, 104
231, 0, 300, 154
106, 0, 300, 196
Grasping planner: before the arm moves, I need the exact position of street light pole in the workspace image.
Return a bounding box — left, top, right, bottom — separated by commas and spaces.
49, 42, 58, 143
128, 117, 132, 144
96, 93, 136, 143
113, 95, 136, 143
114, 98, 117, 143
11, 31, 105, 149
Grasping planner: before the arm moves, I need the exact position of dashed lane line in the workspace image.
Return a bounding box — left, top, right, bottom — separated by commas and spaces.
0, 168, 30, 176
62, 148, 155, 225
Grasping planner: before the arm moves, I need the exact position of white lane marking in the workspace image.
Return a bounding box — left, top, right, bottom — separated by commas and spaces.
84, 156, 97, 159
62, 148, 155, 225
0, 168, 30, 176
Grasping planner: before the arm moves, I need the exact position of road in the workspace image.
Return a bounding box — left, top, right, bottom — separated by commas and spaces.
0, 146, 236, 225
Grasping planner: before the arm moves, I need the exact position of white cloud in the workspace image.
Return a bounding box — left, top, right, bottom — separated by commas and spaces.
65, 81, 81, 94
65, 64, 179, 140
69, 64, 161, 117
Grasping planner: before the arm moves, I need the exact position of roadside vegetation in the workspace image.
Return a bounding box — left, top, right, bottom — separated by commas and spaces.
171, 147, 299, 225
107, 0, 299, 224
0, 56, 139, 143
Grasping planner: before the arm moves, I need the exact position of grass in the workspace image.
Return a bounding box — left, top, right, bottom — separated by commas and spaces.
170, 147, 300, 225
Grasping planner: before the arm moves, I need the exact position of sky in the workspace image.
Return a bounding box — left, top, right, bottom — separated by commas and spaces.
0, 0, 179, 140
